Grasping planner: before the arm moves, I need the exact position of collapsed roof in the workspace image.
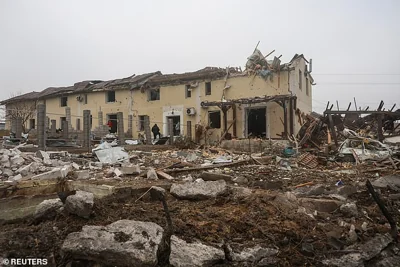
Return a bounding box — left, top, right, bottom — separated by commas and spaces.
0, 49, 310, 104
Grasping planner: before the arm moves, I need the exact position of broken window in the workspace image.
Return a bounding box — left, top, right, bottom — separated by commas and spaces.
306, 77, 309, 96
205, 82, 211, 95
138, 115, 145, 131
29, 119, 35, 129
299, 70, 302, 90
84, 94, 88, 104
60, 96, 68, 107
106, 91, 116, 103
185, 85, 192, 98
148, 89, 160, 101
208, 111, 221, 129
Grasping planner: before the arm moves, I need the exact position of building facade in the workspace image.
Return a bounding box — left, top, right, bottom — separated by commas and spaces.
0, 53, 314, 143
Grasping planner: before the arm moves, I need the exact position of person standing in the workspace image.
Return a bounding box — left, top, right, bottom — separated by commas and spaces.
151, 124, 160, 139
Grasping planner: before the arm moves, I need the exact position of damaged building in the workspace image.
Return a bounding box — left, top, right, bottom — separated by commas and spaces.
0, 50, 314, 144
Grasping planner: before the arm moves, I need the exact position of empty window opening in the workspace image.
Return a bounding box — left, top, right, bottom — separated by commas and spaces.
84, 94, 88, 104
107, 114, 118, 133
205, 82, 211, 95
299, 70, 302, 90
185, 85, 192, 98
138, 115, 145, 131
208, 111, 221, 129
306, 77, 309, 96
167, 116, 181, 136
247, 108, 266, 138
60, 96, 68, 107
149, 89, 160, 101
29, 119, 35, 129
106, 91, 116, 103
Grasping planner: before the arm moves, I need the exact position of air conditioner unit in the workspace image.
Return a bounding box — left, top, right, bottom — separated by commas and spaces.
186, 107, 196, 116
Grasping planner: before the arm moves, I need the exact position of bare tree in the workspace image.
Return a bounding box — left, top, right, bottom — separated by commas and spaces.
3, 92, 37, 133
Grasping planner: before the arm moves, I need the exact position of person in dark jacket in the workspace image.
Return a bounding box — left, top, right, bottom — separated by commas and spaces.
151, 124, 160, 139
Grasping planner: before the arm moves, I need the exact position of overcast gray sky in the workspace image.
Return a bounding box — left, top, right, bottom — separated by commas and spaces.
1, 0, 399, 113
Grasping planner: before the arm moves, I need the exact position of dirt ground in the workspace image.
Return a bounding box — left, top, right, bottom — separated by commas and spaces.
1, 156, 399, 266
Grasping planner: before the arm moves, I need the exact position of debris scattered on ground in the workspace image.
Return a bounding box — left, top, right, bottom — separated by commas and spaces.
0, 111, 399, 266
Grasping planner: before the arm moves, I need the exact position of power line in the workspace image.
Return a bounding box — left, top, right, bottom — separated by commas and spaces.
313, 74, 400, 76
316, 82, 400, 85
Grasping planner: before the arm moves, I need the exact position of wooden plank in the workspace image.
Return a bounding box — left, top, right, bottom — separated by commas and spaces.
164, 159, 252, 174
156, 171, 174, 181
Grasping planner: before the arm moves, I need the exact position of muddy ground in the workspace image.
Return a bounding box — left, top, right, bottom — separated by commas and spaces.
0, 162, 399, 266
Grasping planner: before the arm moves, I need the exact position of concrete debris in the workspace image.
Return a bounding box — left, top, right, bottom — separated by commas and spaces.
64, 190, 94, 218
170, 235, 225, 267
230, 186, 252, 200
232, 176, 249, 184
8, 174, 23, 182
232, 245, 279, 263
323, 234, 394, 266
62, 220, 164, 266
113, 168, 123, 177
121, 164, 141, 175
34, 199, 63, 222
36, 150, 52, 165
72, 162, 80, 170
74, 170, 90, 180
371, 175, 400, 189
170, 179, 227, 200
147, 168, 158, 180
0, 154, 10, 168
0, 124, 399, 267
299, 198, 343, 213
2, 168, 14, 177
31, 168, 63, 180
340, 203, 359, 217
94, 146, 129, 164
15, 162, 33, 176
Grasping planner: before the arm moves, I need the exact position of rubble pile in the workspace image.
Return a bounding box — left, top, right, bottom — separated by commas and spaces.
0, 130, 399, 266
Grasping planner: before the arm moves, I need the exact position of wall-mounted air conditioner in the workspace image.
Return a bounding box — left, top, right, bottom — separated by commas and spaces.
186, 107, 196, 116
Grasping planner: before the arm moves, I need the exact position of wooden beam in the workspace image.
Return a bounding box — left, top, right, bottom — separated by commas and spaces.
283, 100, 288, 139
164, 159, 252, 174
324, 110, 395, 115
377, 114, 384, 142
366, 180, 399, 240
289, 98, 294, 136
217, 118, 237, 145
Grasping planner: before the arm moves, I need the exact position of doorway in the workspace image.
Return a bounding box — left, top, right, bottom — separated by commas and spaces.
247, 108, 266, 138
167, 116, 181, 136
107, 114, 118, 134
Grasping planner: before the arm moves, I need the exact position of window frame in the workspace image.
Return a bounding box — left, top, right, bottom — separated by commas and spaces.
148, 88, 160, 101
205, 82, 211, 96
208, 110, 221, 129
60, 96, 68, 107
106, 91, 116, 103
185, 84, 192, 98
